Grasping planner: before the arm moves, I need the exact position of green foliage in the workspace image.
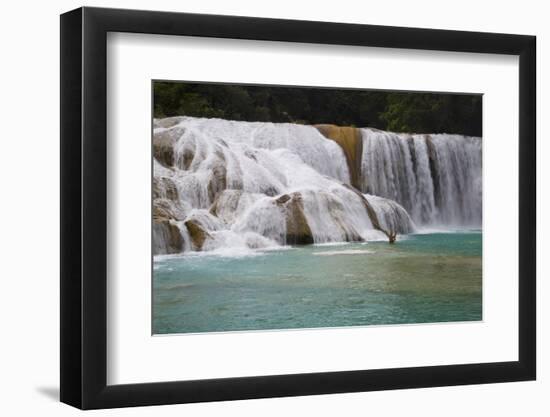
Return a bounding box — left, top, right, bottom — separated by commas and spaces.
380, 93, 482, 135
153, 82, 482, 136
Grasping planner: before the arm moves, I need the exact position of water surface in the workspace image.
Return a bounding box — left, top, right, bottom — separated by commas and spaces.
153, 232, 482, 334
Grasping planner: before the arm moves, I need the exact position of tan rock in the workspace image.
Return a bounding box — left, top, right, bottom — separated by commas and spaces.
342, 184, 387, 236
153, 198, 186, 221
315, 124, 363, 189
342, 184, 411, 243
152, 219, 183, 255
276, 193, 314, 245
153, 126, 185, 167
210, 190, 243, 218
185, 219, 210, 251
154, 117, 185, 129
153, 177, 178, 200
207, 162, 227, 203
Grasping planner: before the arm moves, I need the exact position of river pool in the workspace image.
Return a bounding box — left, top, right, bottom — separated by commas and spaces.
153, 232, 482, 334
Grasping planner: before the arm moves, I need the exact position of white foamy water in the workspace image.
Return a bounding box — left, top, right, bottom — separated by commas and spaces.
361, 129, 482, 227
153, 117, 480, 255
312, 249, 376, 256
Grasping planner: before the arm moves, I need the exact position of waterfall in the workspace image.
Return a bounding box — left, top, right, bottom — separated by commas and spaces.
360, 129, 482, 227
153, 117, 415, 255
153, 117, 481, 254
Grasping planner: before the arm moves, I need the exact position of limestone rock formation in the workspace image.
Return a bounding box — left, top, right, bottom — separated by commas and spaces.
315, 124, 363, 189
150, 116, 480, 254
153, 126, 185, 167
184, 219, 210, 251
153, 199, 187, 222
342, 184, 414, 241
153, 116, 185, 129
276, 193, 314, 245
153, 177, 178, 200
153, 219, 184, 255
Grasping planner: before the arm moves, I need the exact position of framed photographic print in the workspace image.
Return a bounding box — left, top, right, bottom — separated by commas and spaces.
60, 6, 536, 409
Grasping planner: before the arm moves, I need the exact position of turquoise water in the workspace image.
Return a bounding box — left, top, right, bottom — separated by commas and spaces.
153, 232, 482, 334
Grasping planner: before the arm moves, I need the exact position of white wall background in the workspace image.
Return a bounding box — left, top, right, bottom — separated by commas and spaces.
0, 0, 546, 415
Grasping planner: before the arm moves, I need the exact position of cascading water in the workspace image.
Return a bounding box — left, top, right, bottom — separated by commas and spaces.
153, 117, 481, 255
153, 116, 416, 255
360, 129, 482, 227
152, 116, 483, 335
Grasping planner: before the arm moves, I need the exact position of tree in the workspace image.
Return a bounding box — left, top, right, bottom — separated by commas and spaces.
153, 81, 482, 136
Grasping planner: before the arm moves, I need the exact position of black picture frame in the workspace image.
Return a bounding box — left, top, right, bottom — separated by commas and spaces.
60, 6, 536, 410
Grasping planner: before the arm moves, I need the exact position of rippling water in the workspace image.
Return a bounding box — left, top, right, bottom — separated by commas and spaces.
153, 232, 482, 334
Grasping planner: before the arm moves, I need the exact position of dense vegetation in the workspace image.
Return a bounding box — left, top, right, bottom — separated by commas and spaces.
154, 82, 482, 136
